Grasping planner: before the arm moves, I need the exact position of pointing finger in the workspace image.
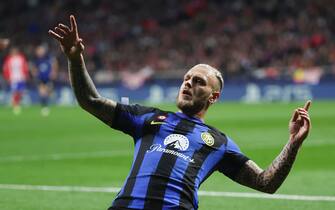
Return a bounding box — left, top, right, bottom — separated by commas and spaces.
70, 15, 74, 32
304, 100, 311, 111
70, 15, 79, 39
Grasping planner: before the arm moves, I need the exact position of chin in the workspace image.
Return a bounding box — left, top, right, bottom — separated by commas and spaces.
177, 99, 205, 117
177, 97, 190, 109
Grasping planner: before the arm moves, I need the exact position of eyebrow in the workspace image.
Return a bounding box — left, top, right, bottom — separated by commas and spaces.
184, 73, 208, 81
193, 75, 206, 82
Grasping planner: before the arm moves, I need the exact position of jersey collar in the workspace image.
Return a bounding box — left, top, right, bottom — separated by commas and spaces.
175, 111, 204, 124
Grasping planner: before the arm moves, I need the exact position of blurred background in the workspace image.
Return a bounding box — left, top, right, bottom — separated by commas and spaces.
1, 1, 335, 210
1, 0, 335, 106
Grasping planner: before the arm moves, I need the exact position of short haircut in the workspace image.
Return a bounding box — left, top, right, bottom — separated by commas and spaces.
214, 70, 224, 92
195, 64, 224, 92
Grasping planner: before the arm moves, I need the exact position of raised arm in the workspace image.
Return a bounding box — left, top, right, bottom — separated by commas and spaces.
48, 15, 116, 126
234, 101, 312, 194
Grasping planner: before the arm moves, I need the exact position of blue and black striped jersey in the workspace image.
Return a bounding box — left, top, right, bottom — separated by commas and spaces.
109, 103, 249, 210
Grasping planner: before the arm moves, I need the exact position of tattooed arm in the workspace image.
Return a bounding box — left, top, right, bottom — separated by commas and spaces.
235, 142, 299, 194
235, 101, 312, 194
49, 15, 116, 125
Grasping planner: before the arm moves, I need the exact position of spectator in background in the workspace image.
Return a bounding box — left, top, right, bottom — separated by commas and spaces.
2, 47, 29, 114
32, 44, 58, 116
0, 38, 9, 50
1, 0, 335, 84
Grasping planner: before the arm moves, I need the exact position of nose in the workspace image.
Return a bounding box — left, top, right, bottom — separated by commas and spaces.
184, 78, 192, 88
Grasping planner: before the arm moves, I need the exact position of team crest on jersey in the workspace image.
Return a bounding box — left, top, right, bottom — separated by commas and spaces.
157, 115, 166, 120
201, 132, 215, 146
150, 115, 167, 125
164, 134, 189, 151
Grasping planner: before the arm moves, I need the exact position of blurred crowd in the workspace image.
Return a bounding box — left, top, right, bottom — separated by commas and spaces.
1, 0, 335, 84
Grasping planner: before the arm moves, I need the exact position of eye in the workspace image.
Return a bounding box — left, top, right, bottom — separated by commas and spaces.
193, 77, 206, 85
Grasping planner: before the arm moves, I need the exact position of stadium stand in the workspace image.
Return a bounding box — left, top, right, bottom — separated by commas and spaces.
0, 0, 334, 84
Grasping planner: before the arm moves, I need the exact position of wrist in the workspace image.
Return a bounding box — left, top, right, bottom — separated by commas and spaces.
67, 53, 83, 64
68, 54, 85, 71
288, 136, 301, 151
68, 53, 82, 62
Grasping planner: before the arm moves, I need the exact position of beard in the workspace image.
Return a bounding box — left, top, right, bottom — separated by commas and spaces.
176, 93, 209, 117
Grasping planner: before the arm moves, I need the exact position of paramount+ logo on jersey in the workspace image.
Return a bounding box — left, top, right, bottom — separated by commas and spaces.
146, 134, 194, 163
164, 134, 189, 151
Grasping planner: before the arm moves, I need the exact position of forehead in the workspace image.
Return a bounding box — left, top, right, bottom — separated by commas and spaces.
185, 65, 217, 79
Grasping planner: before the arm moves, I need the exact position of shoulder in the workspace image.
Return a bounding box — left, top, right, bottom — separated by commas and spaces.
111, 103, 171, 136
205, 124, 228, 146
205, 124, 243, 152
115, 103, 171, 117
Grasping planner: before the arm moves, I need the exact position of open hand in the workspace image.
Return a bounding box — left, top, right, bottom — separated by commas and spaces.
289, 100, 311, 146
48, 15, 84, 59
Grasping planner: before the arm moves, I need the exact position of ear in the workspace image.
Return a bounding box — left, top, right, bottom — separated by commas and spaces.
209, 91, 220, 105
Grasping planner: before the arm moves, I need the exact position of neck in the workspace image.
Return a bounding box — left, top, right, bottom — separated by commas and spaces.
195, 111, 205, 122
180, 109, 206, 122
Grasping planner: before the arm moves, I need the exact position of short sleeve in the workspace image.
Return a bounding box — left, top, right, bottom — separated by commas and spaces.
217, 137, 249, 180
111, 103, 157, 138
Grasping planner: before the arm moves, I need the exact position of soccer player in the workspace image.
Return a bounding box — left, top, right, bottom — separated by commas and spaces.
2, 47, 29, 114
32, 44, 58, 116
49, 15, 312, 210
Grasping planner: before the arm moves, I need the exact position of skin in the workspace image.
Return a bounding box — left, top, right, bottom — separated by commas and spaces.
177, 64, 221, 120
49, 15, 312, 195
235, 101, 311, 193
48, 15, 116, 126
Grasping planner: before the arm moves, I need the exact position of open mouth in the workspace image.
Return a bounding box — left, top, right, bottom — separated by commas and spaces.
182, 89, 192, 97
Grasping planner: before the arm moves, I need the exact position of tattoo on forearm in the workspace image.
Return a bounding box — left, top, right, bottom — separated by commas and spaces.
235, 142, 299, 193
68, 55, 116, 125
68, 55, 100, 101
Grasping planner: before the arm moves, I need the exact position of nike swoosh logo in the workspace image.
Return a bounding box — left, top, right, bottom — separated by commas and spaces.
150, 121, 166, 125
